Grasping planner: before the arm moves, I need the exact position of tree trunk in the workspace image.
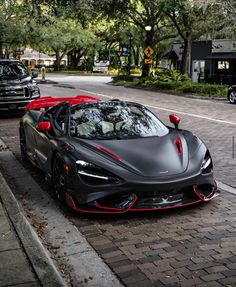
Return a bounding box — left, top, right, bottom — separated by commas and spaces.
141, 29, 154, 78
155, 54, 159, 68
75, 50, 83, 68
180, 38, 191, 75
133, 46, 140, 67
68, 48, 83, 69
54, 50, 60, 71
0, 42, 3, 58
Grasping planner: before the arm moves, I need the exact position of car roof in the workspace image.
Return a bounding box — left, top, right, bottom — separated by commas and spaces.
0, 59, 22, 64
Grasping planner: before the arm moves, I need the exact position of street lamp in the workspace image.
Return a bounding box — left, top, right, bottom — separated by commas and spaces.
145, 26, 152, 32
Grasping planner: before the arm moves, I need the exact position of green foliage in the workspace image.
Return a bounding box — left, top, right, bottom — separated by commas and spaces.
160, 0, 220, 74
130, 67, 141, 75
0, 1, 29, 53
150, 68, 190, 82
140, 78, 227, 97
108, 67, 119, 75
179, 82, 227, 97
28, 16, 102, 70
112, 75, 135, 82
113, 68, 227, 97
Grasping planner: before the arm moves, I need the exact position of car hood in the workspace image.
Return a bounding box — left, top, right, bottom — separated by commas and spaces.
0, 76, 32, 87
81, 133, 189, 177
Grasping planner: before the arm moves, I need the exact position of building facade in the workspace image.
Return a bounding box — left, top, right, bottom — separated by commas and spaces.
163, 39, 236, 85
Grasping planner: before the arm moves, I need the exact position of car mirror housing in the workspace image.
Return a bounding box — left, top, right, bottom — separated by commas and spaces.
36, 121, 51, 132
32, 71, 38, 78
169, 114, 180, 129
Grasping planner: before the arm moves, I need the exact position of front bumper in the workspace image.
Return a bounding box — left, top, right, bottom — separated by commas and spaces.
65, 172, 219, 213
0, 84, 40, 110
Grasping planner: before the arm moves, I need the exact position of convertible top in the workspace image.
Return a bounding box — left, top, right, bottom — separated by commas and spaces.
25, 95, 100, 111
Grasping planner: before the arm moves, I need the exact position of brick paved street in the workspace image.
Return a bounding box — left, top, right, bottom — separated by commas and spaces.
0, 77, 236, 286
68, 191, 236, 287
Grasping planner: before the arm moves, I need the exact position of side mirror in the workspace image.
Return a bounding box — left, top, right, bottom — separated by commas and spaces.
36, 121, 51, 132
32, 71, 38, 78
169, 114, 180, 130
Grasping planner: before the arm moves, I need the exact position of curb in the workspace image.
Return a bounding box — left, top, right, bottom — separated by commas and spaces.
216, 180, 236, 195
0, 171, 67, 287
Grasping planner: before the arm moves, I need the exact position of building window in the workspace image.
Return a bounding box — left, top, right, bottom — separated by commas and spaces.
217, 61, 229, 70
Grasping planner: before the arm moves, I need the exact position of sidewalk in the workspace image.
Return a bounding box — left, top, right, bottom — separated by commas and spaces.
0, 138, 122, 287
0, 198, 40, 287
0, 168, 66, 287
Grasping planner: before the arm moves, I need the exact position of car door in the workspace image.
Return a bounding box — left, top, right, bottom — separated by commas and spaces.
23, 111, 40, 162
34, 104, 69, 171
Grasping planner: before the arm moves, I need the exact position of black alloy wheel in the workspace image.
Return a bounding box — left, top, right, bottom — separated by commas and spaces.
52, 154, 67, 202
228, 90, 236, 104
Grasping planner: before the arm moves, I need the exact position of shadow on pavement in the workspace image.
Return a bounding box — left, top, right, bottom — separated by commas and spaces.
0, 110, 24, 119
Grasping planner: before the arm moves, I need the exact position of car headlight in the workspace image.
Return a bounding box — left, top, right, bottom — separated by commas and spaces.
76, 160, 120, 185
201, 152, 213, 174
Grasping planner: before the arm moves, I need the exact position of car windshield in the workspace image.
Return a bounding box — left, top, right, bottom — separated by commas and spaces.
70, 101, 169, 139
0, 62, 29, 79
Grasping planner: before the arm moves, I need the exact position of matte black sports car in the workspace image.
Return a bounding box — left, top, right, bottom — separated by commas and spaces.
19, 95, 219, 213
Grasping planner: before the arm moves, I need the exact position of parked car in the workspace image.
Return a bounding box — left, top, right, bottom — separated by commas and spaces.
0, 59, 40, 111
19, 96, 219, 213
228, 85, 236, 104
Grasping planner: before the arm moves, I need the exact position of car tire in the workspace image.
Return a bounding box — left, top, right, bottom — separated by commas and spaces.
228, 90, 236, 104
52, 153, 67, 202
19, 127, 28, 161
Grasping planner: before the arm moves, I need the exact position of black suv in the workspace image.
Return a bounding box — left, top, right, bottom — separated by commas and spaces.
0, 59, 40, 111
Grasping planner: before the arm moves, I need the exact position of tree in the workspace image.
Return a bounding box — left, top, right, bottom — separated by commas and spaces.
89, 0, 176, 77
30, 17, 102, 70
212, 1, 236, 38
161, 0, 219, 75
0, 0, 29, 57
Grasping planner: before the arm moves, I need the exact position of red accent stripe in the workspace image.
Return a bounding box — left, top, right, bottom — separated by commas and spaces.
193, 185, 219, 202
94, 145, 122, 161
66, 192, 136, 214
94, 194, 137, 211
66, 192, 204, 214
174, 138, 182, 156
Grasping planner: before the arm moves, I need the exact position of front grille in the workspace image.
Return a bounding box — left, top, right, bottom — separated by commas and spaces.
0, 87, 25, 98
134, 186, 199, 208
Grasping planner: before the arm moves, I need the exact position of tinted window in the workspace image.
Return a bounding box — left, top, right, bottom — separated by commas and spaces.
0, 62, 29, 79
70, 102, 169, 139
